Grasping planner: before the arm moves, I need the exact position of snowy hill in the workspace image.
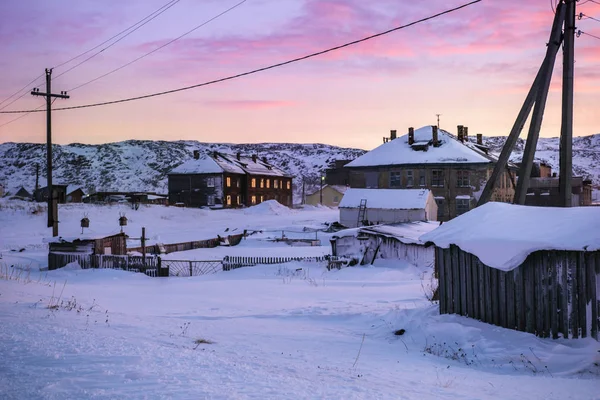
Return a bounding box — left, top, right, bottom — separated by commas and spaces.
0, 141, 366, 203
0, 135, 598, 202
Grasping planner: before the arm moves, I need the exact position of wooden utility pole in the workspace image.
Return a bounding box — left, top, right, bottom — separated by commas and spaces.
35, 163, 40, 191
514, 3, 565, 204
478, 2, 567, 206
31, 68, 69, 236
559, 0, 575, 207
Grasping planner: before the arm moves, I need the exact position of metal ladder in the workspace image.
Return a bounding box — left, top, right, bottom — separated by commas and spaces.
357, 198, 367, 226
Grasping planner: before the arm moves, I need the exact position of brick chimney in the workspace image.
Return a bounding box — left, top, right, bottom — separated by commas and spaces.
457, 125, 464, 142
262, 156, 268, 163
193, 150, 200, 160
213, 150, 219, 159
476, 133, 483, 145
252, 154, 257, 163
463, 126, 469, 142
432, 125, 439, 146
236, 152, 241, 160
390, 130, 397, 140
408, 127, 415, 145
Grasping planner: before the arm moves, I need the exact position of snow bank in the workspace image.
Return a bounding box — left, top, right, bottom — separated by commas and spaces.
420, 202, 600, 271
244, 200, 294, 216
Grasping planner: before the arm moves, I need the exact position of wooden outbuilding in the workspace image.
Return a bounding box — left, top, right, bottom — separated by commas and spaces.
331, 221, 440, 267
48, 233, 127, 270
421, 202, 600, 340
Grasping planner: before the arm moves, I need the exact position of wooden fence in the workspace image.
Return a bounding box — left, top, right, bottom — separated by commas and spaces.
161, 259, 223, 277
48, 252, 160, 277
222, 255, 345, 271
128, 232, 245, 255
437, 245, 599, 340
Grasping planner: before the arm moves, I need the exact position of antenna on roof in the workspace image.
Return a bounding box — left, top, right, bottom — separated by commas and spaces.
435, 114, 442, 129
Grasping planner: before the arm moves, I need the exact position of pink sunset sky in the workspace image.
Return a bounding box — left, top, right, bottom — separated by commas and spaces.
0, 0, 598, 150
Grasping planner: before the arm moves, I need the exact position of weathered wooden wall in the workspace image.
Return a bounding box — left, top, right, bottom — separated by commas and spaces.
437, 245, 599, 340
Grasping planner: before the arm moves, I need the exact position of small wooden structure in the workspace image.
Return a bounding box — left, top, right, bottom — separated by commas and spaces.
48, 233, 127, 269
331, 221, 440, 267
422, 202, 600, 340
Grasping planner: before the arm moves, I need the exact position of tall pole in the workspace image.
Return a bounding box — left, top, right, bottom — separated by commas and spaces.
320, 176, 324, 205
514, 3, 565, 204
31, 68, 69, 236
560, 0, 575, 207
45, 69, 53, 231
435, 114, 441, 129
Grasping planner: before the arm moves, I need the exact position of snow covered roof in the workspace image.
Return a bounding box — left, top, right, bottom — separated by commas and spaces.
169, 152, 290, 177
420, 202, 600, 271
360, 221, 441, 245
66, 185, 84, 196
339, 188, 432, 210
346, 126, 496, 167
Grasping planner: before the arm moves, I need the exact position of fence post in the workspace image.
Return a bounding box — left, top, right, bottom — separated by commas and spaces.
189, 261, 193, 276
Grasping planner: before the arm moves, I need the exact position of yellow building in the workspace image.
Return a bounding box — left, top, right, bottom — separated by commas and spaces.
305, 185, 348, 207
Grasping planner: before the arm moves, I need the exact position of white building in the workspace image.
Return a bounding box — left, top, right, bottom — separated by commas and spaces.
338, 188, 437, 228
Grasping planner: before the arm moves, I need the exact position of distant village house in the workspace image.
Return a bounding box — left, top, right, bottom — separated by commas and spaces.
344, 126, 517, 221
168, 150, 293, 208
305, 185, 348, 207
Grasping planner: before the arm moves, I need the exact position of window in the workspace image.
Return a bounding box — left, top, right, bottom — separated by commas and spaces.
274, 180, 279, 189
260, 178, 264, 188
431, 170, 444, 187
456, 197, 470, 215
237, 195, 241, 205
251, 178, 256, 188
236, 178, 241, 188
435, 198, 445, 220
390, 172, 401, 188
333, 195, 339, 203
406, 171, 414, 187
226, 177, 231, 187
286, 181, 291, 190
251, 195, 256, 205
206, 177, 215, 187
260, 195, 264, 203
456, 170, 470, 187
419, 170, 426, 187
365, 172, 378, 188
207, 195, 215, 206
226, 195, 231, 206
266, 179, 270, 189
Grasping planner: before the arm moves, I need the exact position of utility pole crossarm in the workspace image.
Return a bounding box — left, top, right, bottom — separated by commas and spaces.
31, 90, 70, 99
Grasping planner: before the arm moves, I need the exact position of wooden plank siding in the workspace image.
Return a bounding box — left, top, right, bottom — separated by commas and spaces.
436, 247, 599, 340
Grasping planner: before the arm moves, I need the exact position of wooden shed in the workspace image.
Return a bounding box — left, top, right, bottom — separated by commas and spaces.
331, 221, 440, 267
48, 233, 127, 270
421, 202, 600, 340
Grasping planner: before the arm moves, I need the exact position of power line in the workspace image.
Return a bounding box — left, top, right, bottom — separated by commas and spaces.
69, 0, 247, 93
0, 1, 179, 114
54, 0, 181, 80
579, 0, 600, 5
0, 0, 482, 115
579, 12, 600, 22
0, 102, 47, 129
0, 74, 44, 110
579, 29, 600, 39
52, 0, 180, 70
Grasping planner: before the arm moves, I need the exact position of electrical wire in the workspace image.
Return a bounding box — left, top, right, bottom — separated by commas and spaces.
579, 0, 600, 5
53, 0, 181, 80
52, 0, 180, 70
579, 12, 600, 22
579, 30, 600, 39
0, 74, 44, 110
0, 102, 46, 129
0, 0, 482, 115
68, 0, 247, 93
0, 1, 179, 115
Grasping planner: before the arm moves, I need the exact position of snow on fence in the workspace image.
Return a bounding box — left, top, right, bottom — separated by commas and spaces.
222, 255, 345, 271
48, 252, 160, 277
128, 233, 246, 255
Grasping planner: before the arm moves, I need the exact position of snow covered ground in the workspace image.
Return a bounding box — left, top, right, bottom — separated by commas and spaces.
1, 199, 599, 399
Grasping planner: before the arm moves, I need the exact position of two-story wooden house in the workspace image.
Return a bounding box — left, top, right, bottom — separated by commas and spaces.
168, 150, 293, 208
345, 125, 517, 221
